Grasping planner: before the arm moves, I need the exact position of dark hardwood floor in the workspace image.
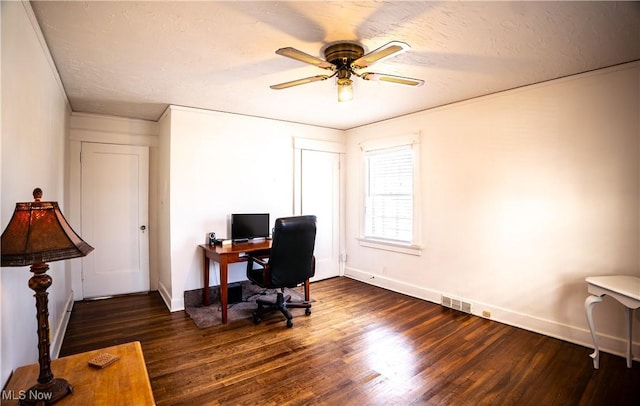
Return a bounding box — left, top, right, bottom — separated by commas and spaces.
60, 277, 639, 405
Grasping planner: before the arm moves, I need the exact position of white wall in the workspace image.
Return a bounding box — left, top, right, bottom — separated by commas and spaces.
157, 108, 173, 307
344, 62, 640, 360
158, 106, 344, 310
1, 1, 73, 387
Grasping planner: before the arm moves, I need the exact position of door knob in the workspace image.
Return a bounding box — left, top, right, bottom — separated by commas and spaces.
140, 225, 146, 232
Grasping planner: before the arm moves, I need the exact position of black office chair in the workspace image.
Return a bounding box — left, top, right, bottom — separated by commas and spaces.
246, 215, 316, 328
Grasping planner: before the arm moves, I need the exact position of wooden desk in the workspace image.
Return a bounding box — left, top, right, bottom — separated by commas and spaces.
585, 275, 640, 369
199, 241, 271, 324
2, 341, 154, 405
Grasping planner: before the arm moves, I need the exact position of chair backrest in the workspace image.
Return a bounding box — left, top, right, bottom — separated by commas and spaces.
268, 215, 317, 288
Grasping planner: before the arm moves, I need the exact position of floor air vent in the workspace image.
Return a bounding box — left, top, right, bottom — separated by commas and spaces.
441, 295, 472, 314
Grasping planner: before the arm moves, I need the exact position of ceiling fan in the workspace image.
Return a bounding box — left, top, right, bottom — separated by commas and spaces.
270, 41, 424, 102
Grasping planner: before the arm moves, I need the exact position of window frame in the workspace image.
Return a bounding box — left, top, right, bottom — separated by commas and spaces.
358, 133, 422, 255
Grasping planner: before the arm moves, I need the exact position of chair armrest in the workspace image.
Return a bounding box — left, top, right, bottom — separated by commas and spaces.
249, 255, 269, 268
246, 254, 272, 287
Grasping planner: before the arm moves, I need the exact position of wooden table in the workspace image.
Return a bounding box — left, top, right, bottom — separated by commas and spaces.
199, 240, 271, 324
2, 341, 155, 405
585, 275, 640, 369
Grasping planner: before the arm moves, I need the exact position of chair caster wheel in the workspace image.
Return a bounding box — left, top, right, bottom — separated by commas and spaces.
286, 319, 293, 328
253, 314, 261, 324
305, 308, 311, 316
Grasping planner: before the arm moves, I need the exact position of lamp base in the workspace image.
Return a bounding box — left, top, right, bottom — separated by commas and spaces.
20, 378, 72, 405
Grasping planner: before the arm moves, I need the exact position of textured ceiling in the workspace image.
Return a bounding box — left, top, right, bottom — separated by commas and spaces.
30, 1, 640, 130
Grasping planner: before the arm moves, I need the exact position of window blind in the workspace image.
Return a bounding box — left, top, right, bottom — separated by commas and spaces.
365, 145, 413, 243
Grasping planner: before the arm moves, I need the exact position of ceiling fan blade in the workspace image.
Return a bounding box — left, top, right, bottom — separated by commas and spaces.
275, 47, 336, 70
270, 75, 331, 90
351, 41, 411, 69
361, 72, 424, 87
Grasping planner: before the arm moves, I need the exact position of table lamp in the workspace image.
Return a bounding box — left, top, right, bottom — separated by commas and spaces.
1, 188, 94, 405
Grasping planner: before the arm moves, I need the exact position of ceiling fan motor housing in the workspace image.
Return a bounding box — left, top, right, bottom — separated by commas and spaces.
324, 43, 364, 68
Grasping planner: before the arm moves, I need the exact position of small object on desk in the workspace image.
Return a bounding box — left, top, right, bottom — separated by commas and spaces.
88, 352, 119, 369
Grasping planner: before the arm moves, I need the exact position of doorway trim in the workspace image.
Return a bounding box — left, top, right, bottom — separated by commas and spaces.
293, 137, 346, 276
68, 112, 158, 300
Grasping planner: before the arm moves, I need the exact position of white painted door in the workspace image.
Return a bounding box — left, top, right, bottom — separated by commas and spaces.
81, 142, 150, 298
301, 149, 340, 281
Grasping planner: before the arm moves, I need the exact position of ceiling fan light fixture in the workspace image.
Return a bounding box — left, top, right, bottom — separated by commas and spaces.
337, 77, 353, 102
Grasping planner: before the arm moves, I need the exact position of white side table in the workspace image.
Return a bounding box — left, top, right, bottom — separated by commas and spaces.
585, 275, 640, 369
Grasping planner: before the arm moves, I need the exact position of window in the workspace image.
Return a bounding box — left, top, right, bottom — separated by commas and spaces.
360, 134, 421, 254
365, 146, 413, 242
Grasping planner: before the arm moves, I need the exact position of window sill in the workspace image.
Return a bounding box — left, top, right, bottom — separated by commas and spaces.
357, 238, 423, 256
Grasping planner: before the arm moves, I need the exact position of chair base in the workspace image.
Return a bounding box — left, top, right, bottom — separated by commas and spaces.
253, 289, 311, 328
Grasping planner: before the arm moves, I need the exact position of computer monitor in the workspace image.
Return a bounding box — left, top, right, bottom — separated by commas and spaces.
231, 213, 270, 242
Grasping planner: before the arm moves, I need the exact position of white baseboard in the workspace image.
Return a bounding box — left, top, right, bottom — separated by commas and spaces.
345, 266, 442, 304
51, 291, 75, 359
344, 266, 639, 363
158, 280, 184, 312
